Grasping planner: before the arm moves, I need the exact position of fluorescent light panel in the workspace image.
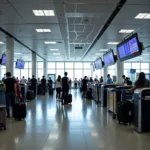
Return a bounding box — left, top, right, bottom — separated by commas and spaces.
36, 29, 51, 32
44, 41, 56, 44
119, 29, 134, 33
107, 42, 119, 45
0, 41, 4, 44
100, 49, 108, 51
53, 53, 60, 55
33, 10, 55, 16
50, 49, 59, 51
135, 13, 150, 19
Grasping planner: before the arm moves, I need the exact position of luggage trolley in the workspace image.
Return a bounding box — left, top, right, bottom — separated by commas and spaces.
134, 88, 150, 133
0, 105, 6, 130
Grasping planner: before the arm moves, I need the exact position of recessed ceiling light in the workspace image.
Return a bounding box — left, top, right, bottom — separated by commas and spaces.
33, 10, 55, 16
50, 49, 59, 51
0, 41, 4, 44
107, 42, 119, 45
100, 49, 108, 51
135, 13, 150, 19
36, 29, 51, 32
119, 29, 134, 33
53, 53, 60, 55
44, 41, 56, 44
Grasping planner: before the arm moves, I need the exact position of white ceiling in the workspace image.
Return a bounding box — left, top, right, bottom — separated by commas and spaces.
0, 0, 150, 62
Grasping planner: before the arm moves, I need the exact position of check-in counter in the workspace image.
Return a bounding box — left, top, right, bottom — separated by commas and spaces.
133, 88, 150, 133
0, 84, 5, 105
20, 84, 28, 101
100, 84, 119, 107
92, 84, 102, 104
107, 86, 133, 114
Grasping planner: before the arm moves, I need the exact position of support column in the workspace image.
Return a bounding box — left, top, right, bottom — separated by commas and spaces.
43, 60, 47, 79
116, 60, 123, 84
6, 37, 14, 75
103, 67, 108, 83
32, 52, 37, 78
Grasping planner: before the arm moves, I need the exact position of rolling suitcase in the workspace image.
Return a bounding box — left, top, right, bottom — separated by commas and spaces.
26, 90, 35, 101
13, 103, 27, 120
49, 88, 53, 95
0, 105, 6, 130
117, 100, 133, 124
64, 94, 72, 104
86, 90, 92, 100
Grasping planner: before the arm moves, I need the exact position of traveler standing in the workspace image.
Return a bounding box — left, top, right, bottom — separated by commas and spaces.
100, 76, 103, 83
41, 76, 46, 95
20, 76, 26, 84
74, 78, 78, 89
106, 74, 113, 84
122, 75, 126, 84
4, 72, 17, 118
62, 72, 70, 105
82, 76, 88, 98
55, 75, 62, 101
48, 77, 53, 89
31, 75, 37, 96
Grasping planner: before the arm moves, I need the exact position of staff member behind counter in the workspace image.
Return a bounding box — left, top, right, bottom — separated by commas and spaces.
129, 72, 150, 92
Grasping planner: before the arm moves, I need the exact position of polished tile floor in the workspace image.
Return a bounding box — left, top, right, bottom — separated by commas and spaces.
0, 90, 150, 150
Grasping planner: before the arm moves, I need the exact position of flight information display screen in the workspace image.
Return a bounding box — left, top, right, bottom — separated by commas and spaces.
1, 54, 6, 66
103, 51, 115, 67
94, 58, 103, 70
117, 33, 141, 62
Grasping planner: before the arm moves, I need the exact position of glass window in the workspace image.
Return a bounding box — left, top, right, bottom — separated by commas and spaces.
47, 69, 56, 74
67, 70, 74, 80
75, 70, 83, 80
108, 65, 115, 69
21, 69, 28, 79
65, 62, 73, 68
1, 68, 6, 78
124, 70, 130, 77
93, 70, 101, 79
1, 66, 6, 69
141, 63, 149, 69
56, 70, 65, 78
84, 70, 91, 78
29, 69, 32, 78
29, 62, 32, 68
124, 63, 131, 69
56, 62, 64, 69
48, 62, 55, 69
14, 69, 20, 79
132, 63, 140, 69
141, 70, 149, 74
75, 63, 82, 69
24, 62, 28, 69
37, 62, 43, 68
37, 69, 44, 78
108, 70, 115, 76
84, 63, 91, 69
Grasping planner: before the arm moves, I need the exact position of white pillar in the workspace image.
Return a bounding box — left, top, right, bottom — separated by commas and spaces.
43, 60, 47, 79
116, 60, 123, 84
32, 52, 37, 78
6, 37, 14, 76
103, 67, 108, 83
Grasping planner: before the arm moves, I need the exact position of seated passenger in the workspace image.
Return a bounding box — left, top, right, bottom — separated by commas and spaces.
129, 72, 150, 92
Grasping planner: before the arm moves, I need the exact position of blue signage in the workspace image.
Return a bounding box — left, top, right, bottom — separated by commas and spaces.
130, 69, 136, 74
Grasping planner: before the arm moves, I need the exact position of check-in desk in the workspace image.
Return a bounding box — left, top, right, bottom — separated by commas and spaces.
0, 84, 5, 105
100, 84, 119, 107
133, 88, 150, 133
20, 84, 28, 101
107, 86, 133, 114
92, 84, 102, 104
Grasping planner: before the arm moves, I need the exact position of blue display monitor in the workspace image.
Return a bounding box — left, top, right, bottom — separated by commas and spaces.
117, 33, 141, 62
0, 54, 6, 66
16, 59, 25, 69
94, 58, 103, 70
103, 50, 116, 67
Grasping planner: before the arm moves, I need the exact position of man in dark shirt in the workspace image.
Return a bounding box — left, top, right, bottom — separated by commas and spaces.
48, 77, 53, 89
41, 76, 46, 95
62, 72, 70, 105
4, 72, 17, 118
30, 75, 37, 96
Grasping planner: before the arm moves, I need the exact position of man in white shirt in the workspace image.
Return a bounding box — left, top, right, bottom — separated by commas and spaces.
20, 76, 26, 84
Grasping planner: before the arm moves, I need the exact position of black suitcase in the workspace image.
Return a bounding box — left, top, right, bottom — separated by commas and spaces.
49, 89, 53, 95
117, 100, 133, 124
26, 90, 35, 101
86, 90, 92, 100
64, 94, 72, 104
13, 103, 27, 120
80, 87, 82, 92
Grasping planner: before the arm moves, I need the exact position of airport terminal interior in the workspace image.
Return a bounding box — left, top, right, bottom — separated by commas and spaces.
1, 0, 150, 150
